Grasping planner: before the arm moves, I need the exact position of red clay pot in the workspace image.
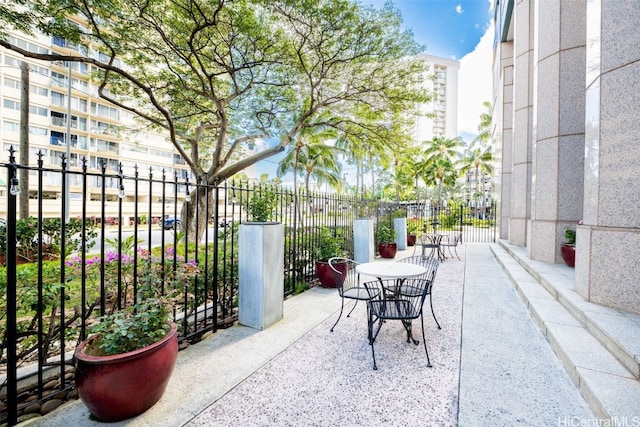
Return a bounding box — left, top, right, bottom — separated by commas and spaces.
561, 243, 575, 268
316, 260, 347, 288
74, 323, 178, 422
378, 242, 397, 259
407, 234, 416, 246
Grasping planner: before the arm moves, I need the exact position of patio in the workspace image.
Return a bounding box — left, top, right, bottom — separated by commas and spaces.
31, 243, 597, 426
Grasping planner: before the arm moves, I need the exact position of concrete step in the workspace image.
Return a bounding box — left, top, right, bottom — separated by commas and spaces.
491, 241, 640, 421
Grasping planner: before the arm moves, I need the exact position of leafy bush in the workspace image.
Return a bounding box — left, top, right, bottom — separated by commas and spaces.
249, 186, 278, 222
376, 222, 397, 243
314, 227, 345, 261
0, 217, 97, 263
564, 228, 576, 245
86, 264, 171, 356
407, 218, 421, 235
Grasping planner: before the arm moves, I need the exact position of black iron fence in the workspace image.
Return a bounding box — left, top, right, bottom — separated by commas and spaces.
376, 201, 497, 244
0, 148, 495, 424
0, 150, 370, 425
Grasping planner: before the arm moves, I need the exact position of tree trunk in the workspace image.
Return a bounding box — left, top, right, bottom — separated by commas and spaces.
180, 186, 215, 244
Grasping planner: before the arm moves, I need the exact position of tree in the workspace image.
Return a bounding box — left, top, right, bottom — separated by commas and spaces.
418, 136, 463, 206
276, 131, 342, 196
0, 0, 428, 239
461, 101, 493, 216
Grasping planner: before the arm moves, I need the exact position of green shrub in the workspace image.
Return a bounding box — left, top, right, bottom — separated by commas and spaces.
564, 228, 576, 245
376, 222, 397, 243
249, 186, 278, 222
314, 227, 345, 261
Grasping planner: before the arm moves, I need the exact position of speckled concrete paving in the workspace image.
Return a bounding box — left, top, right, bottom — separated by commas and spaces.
28, 244, 594, 427
187, 251, 465, 427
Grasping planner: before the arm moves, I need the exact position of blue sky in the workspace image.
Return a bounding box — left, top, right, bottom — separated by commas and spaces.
253, 0, 495, 183
367, 0, 493, 59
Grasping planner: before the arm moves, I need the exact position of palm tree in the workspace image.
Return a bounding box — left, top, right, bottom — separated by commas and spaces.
276, 132, 342, 196
461, 146, 492, 217
461, 101, 493, 216
419, 136, 463, 206
422, 136, 463, 163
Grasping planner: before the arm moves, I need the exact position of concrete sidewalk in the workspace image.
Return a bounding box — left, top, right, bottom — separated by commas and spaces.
28, 243, 595, 426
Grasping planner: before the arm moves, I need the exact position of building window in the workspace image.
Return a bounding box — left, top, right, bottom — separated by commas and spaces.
3, 99, 20, 110
51, 71, 68, 87
51, 91, 66, 107
50, 131, 65, 146
3, 77, 20, 89
29, 105, 48, 116
52, 36, 66, 47
51, 111, 66, 127
29, 125, 48, 136
30, 85, 48, 97
2, 120, 20, 132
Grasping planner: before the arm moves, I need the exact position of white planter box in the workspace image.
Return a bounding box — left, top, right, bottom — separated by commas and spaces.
394, 217, 407, 250
353, 218, 374, 263
238, 222, 284, 330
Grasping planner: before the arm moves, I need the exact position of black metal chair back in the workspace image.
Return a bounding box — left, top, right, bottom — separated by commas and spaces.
364, 271, 439, 370
440, 232, 462, 260
328, 257, 379, 332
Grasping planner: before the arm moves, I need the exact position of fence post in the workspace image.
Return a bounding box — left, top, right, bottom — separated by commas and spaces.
6, 149, 19, 426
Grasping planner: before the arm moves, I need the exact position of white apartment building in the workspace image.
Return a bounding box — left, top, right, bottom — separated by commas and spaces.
0, 28, 191, 222
415, 54, 460, 143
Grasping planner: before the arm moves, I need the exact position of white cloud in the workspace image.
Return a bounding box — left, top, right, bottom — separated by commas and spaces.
456, 4, 464, 14
457, 20, 494, 142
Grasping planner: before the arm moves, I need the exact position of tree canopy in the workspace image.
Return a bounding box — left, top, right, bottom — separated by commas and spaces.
0, 0, 429, 185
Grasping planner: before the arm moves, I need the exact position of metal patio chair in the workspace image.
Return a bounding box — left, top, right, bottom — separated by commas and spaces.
398, 255, 441, 329
413, 233, 445, 261
328, 257, 379, 332
364, 276, 437, 370
440, 232, 462, 260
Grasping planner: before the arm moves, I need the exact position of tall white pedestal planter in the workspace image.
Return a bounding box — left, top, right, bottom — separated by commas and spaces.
238, 222, 284, 330
353, 218, 374, 263
394, 217, 407, 250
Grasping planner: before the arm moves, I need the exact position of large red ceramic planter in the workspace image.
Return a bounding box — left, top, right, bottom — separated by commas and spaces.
407, 234, 416, 246
316, 260, 347, 288
378, 243, 397, 259
561, 243, 575, 268
74, 323, 178, 422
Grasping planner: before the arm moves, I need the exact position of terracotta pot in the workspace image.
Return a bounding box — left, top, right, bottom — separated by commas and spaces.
315, 260, 347, 288
378, 242, 397, 259
560, 243, 575, 268
74, 323, 178, 422
407, 234, 416, 246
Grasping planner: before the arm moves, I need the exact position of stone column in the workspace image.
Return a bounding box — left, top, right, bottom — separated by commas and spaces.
529, 0, 586, 262
495, 39, 514, 242
509, 0, 535, 246
576, 0, 640, 315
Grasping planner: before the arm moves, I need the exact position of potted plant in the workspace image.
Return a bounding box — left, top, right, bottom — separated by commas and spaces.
406, 219, 420, 247
561, 227, 576, 268
74, 260, 179, 422
376, 222, 398, 258
314, 227, 346, 288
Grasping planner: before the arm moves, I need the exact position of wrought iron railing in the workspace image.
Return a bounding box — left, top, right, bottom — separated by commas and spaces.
0, 147, 496, 424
